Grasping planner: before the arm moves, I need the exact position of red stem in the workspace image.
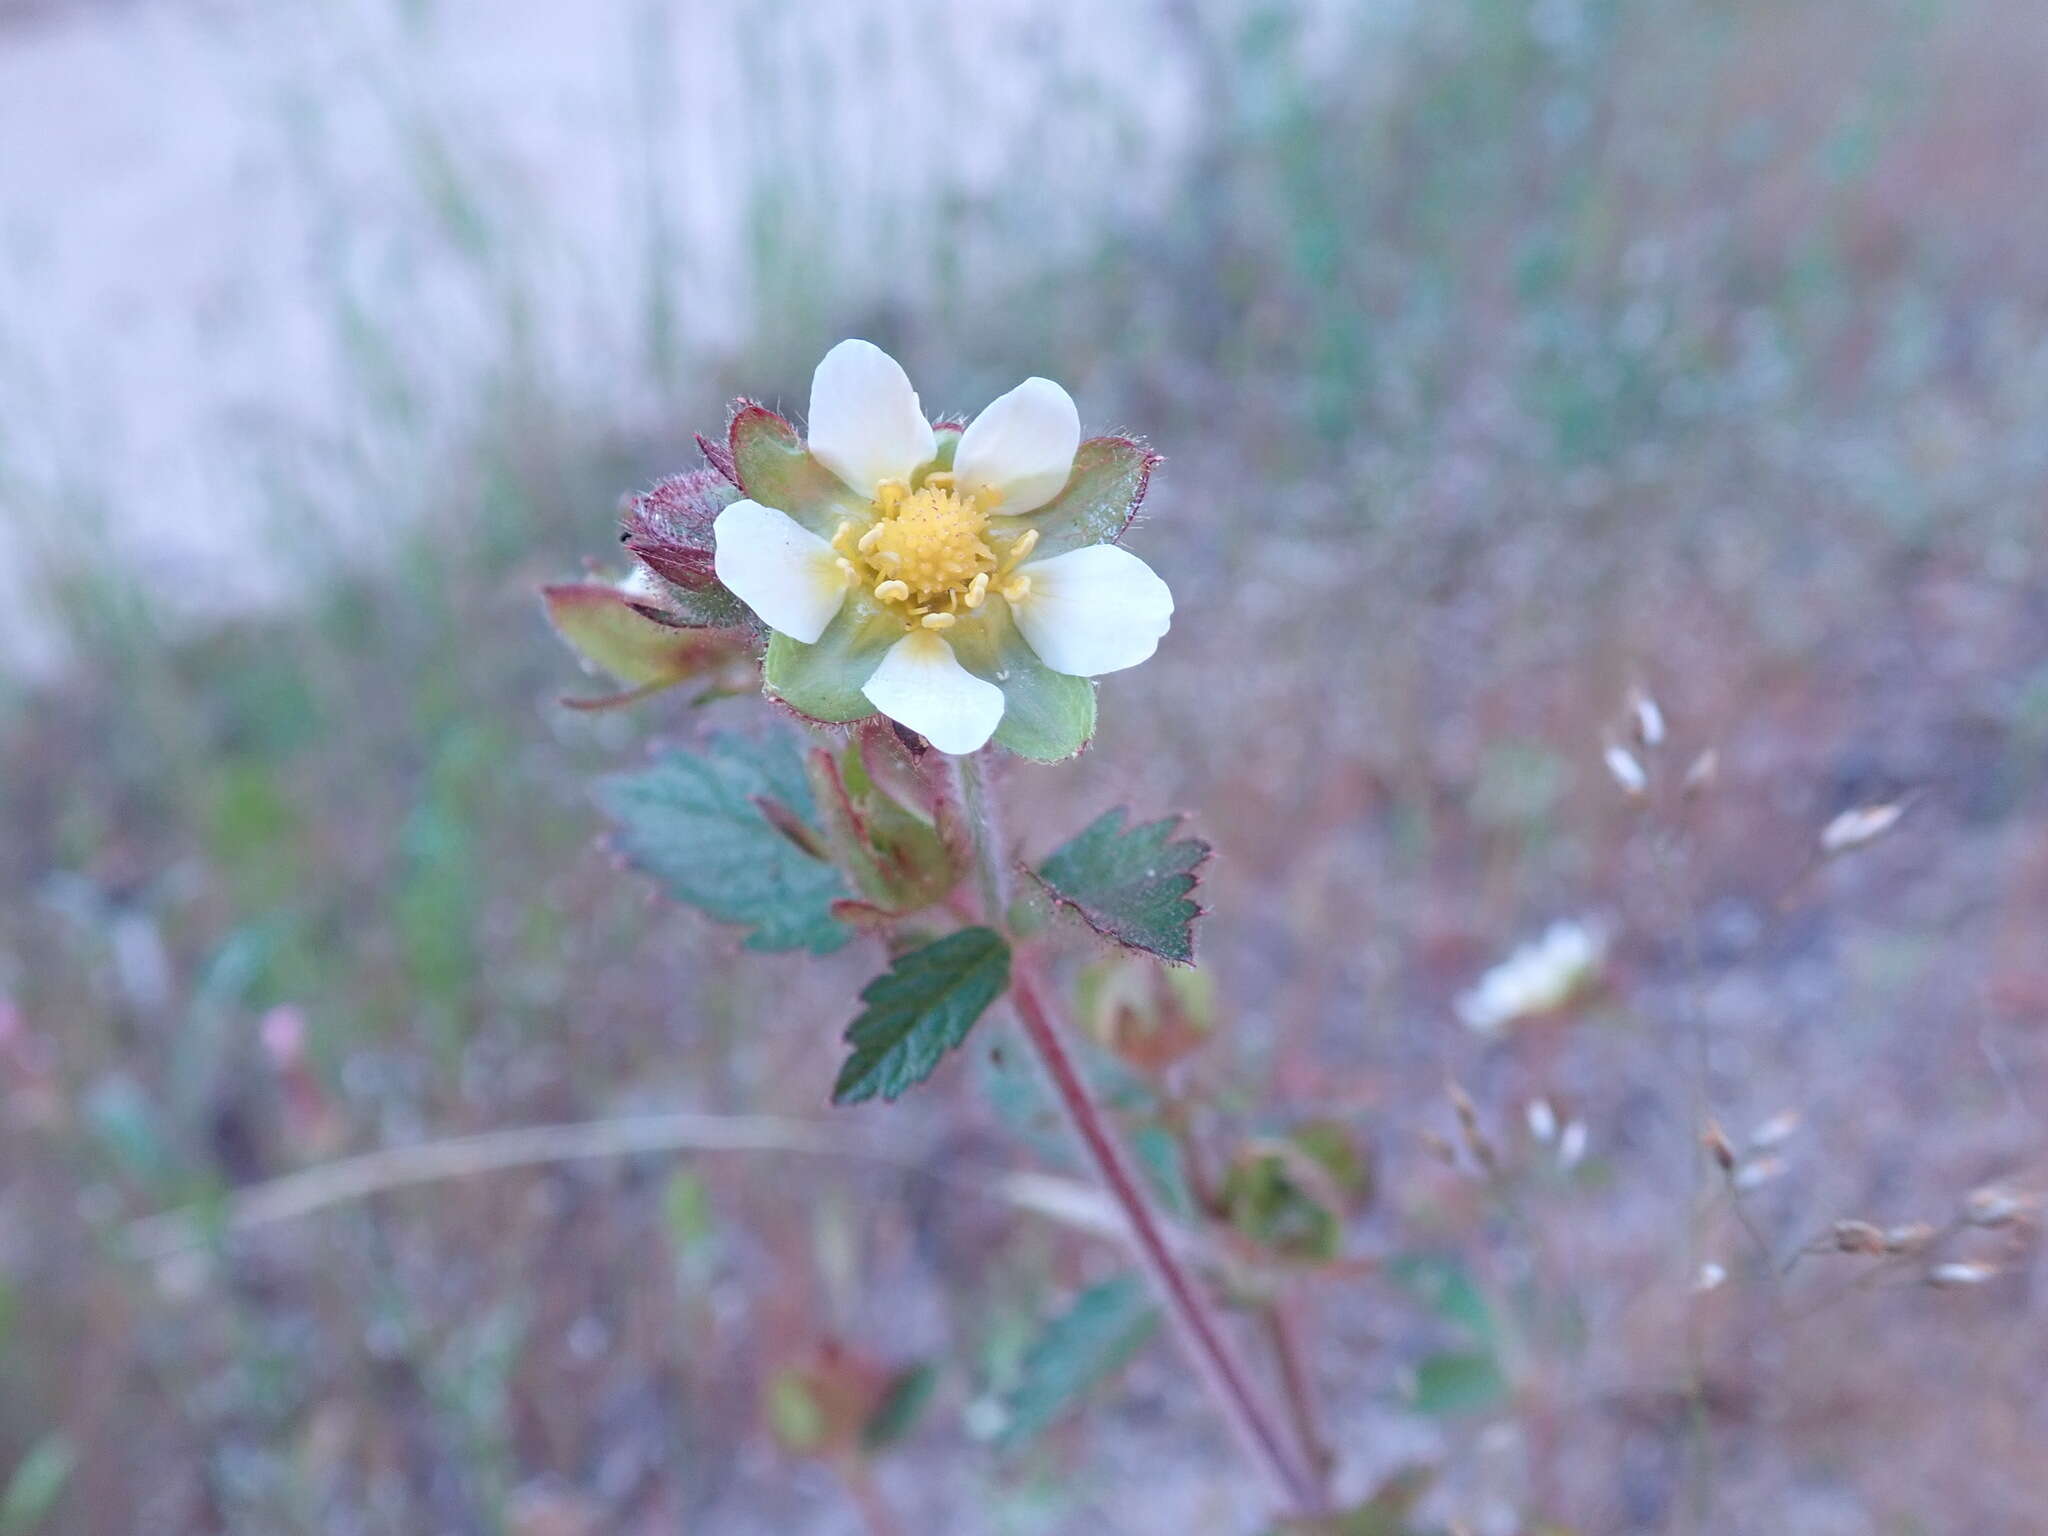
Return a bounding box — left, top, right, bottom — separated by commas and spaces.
1008, 952, 1326, 1515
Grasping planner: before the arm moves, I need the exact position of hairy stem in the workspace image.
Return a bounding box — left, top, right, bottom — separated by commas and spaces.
955, 752, 1326, 1516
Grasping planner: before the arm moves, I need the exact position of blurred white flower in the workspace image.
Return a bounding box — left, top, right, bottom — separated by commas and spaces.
1603, 743, 1648, 796
1456, 918, 1609, 1036
1557, 1118, 1589, 1171
1820, 801, 1905, 855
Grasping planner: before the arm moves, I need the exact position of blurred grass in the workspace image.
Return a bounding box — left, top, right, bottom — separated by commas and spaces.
3, 0, 2046, 1530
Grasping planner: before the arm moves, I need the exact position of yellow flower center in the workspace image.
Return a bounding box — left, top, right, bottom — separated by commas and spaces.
832, 474, 1039, 631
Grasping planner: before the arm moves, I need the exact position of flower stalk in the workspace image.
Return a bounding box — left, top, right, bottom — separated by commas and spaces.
953, 753, 1328, 1517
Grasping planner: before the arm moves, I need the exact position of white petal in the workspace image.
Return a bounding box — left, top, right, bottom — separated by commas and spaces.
953, 377, 1080, 515
861, 631, 1005, 755
806, 339, 936, 500
1010, 544, 1173, 677
712, 499, 846, 643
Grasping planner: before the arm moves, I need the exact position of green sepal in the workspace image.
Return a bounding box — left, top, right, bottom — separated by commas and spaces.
805, 738, 964, 916
860, 1363, 938, 1453
947, 598, 1097, 762
761, 597, 900, 724
542, 582, 753, 702
728, 402, 869, 537
927, 422, 964, 473
989, 435, 1157, 558
642, 580, 754, 631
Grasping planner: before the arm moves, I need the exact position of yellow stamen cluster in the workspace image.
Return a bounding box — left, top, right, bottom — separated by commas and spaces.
832, 474, 1040, 627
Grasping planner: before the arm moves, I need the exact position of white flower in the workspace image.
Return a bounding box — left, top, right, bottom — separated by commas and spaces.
711, 340, 1173, 756
1456, 917, 1609, 1036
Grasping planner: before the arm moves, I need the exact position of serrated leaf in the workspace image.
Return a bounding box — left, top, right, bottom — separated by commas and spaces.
832, 928, 1011, 1104
861, 1362, 938, 1452
997, 1275, 1160, 1449
1031, 808, 1209, 964
597, 733, 851, 954
1409, 1349, 1507, 1417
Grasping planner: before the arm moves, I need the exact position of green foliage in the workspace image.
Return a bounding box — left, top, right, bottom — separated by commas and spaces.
1222, 1143, 1344, 1266
1033, 808, 1208, 964
861, 1363, 938, 1452
1389, 1254, 1509, 1417
1409, 1350, 1508, 1417
0, 1436, 76, 1536
832, 928, 1011, 1104
1387, 1254, 1497, 1342
997, 1275, 1159, 1450
597, 732, 851, 954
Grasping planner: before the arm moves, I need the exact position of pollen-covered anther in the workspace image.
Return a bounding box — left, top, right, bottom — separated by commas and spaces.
1000, 574, 1032, 602
965, 572, 990, 609
873, 578, 911, 603
860, 485, 995, 606
921, 612, 957, 630
1001, 527, 1038, 571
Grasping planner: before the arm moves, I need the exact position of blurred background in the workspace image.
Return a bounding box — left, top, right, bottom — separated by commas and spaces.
2, 0, 2044, 1530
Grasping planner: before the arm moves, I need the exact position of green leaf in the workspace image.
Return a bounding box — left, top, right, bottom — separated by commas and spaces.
990, 436, 1157, 558
596, 733, 851, 954
832, 928, 1012, 1104
1032, 808, 1209, 964
1409, 1349, 1508, 1417
861, 1362, 938, 1452
729, 402, 868, 537
1387, 1254, 1497, 1343
0, 1435, 76, 1536
997, 1275, 1159, 1449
